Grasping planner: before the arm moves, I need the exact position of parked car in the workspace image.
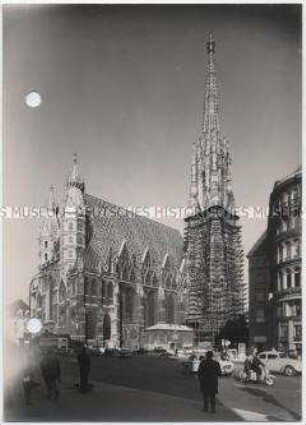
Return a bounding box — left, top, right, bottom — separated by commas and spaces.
152, 347, 172, 357
87, 346, 104, 357
182, 353, 234, 376
257, 351, 302, 376
103, 348, 121, 357
118, 349, 133, 358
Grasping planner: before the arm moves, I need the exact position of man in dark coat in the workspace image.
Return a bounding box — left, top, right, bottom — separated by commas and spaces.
77, 346, 91, 393
40, 349, 61, 400
198, 350, 221, 414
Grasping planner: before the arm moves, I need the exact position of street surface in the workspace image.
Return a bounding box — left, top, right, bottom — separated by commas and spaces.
5, 353, 302, 422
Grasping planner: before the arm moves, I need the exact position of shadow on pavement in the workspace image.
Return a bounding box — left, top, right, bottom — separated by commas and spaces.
238, 386, 301, 421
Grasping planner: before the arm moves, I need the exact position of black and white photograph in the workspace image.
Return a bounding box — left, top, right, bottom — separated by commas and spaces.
3, 3, 302, 422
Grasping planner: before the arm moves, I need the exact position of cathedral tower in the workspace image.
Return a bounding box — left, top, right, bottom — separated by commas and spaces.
38, 185, 60, 266
185, 33, 244, 343
60, 154, 86, 284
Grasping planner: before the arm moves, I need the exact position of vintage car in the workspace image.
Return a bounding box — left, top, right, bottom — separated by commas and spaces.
182, 353, 234, 376
257, 351, 302, 376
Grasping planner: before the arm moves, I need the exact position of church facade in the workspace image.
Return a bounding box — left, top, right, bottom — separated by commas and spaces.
29, 158, 187, 349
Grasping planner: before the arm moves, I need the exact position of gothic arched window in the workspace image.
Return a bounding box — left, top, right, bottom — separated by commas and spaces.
152, 274, 158, 287
86, 310, 96, 340
165, 294, 175, 324
125, 289, 134, 322
102, 282, 107, 300
108, 283, 113, 300
92, 280, 97, 296
166, 277, 171, 288
144, 291, 155, 328
122, 266, 129, 282
144, 271, 151, 286
103, 313, 111, 341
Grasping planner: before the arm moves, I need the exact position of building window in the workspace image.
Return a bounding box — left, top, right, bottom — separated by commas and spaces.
44, 253, 48, 261
68, 250, 74, 259
292, 187, 298, 203
286, 269, 291, 288
256, 309, 265, 323
284, 302, 291, 317
69, 236, 74, 244
294, 325, 302, 341
278, 271, 283, 291
289, 217, 295, 230
103, 313, 111, 341
68, 221, 74, 231
295, 301, 302, 317
286, 242, 291, 260
278, 245, 283, 263
293, 240, 301, 258
279, 324, 288, 339
294, 268, 301, 288
44, 240, 48, 248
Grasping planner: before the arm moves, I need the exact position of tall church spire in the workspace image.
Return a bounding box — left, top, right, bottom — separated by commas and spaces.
189, 33, 234, 212
202, 32, 219, 135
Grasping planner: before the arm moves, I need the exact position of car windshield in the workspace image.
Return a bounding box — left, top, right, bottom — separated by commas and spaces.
279, 353, 285, 358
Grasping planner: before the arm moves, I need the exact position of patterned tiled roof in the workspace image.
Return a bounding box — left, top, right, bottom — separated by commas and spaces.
84, 194, 183, 271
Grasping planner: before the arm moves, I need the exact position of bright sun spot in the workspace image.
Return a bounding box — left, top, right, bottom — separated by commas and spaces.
25, 91, 42, 108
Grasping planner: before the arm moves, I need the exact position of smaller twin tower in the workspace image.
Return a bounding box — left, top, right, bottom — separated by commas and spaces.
30, 33, 245, 347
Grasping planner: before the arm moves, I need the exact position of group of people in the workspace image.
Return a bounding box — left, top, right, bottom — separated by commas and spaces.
22, 345, 91, 405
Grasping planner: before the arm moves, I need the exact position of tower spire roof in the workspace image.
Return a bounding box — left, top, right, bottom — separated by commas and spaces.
202, 31, 219, 135
67, 153, 85, 192
48, 185, 57, 211
188, 33, 235, 212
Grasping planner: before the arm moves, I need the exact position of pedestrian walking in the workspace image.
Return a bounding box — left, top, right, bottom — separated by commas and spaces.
22, 364, 39, 405
22, 345, 40, 405
40, 349, 61, 400
198, 350, 221, 414
77, 345, 91, 393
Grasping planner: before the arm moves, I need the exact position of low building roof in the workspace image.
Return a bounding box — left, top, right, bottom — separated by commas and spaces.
145, 323, 194, 332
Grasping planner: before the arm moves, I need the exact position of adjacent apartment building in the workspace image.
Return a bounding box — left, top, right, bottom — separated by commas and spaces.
248, 166, 302, 354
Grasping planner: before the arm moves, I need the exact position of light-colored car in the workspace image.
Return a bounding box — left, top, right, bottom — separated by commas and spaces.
182, 354, 234, 376
257, 351, 302, 376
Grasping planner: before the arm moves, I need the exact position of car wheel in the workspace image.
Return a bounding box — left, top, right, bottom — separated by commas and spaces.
284, 366, 296, 376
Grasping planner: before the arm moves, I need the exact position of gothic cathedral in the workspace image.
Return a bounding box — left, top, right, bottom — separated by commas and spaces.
29, 33, 245, 348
